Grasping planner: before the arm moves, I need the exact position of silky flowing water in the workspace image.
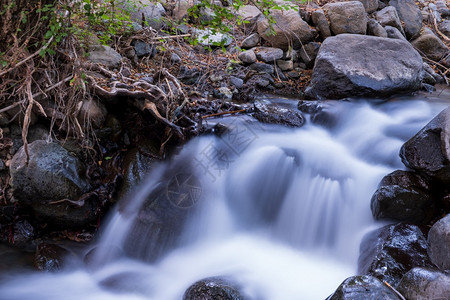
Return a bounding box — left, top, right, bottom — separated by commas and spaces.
0, 91, 449, 300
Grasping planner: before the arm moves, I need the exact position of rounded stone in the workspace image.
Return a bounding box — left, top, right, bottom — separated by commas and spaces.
427, 214, 450, 270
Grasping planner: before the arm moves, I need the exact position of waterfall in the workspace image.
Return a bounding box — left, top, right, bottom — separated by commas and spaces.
0, 97, 446, 300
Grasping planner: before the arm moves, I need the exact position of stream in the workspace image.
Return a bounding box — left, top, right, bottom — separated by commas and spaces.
0, 90, 449, 300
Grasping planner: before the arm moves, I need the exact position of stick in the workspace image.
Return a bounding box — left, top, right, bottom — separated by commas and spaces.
201, 109, 247, 119
0, 36, 53, 77
152, 34, 191, 40
383, 281, 406, 300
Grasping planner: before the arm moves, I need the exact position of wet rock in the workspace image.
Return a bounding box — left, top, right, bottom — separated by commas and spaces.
358, 223, 433, 287
376, 6, 404, 35
389, 0, 422, 39
385, 26, 406, 40
357, 0, 379, 13
305, 34, 423, 99
10, 141, 94, 228
132, 40, 155, 58
397, 267, 450, 299
254, 47, 283, 63
326, 275, 401, 300
311, 9, 331, 40
324, 1, 367, 35
370, 170, 436, 224
411, 28, 450, 62
35, 243, 70, 272
77, 99, 107, 129
183, 277, 247, 300
178, 65, 202, 85
298, 42, 320, 69
193, 28, 233, 47
87, 45, 122, 69
241, 33, 259, 49
367, 19, 388, 37
256, 7, 313, 50
427, 214, 450, 270
249, 62, 274, 75
13, 220, 35, 245
253, 102, 305, 128
238, 49, 257, 64
400, 106, 450, 184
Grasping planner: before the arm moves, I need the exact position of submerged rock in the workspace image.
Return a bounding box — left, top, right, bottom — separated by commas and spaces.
305, 34, 423, 99
397, 267, 450, 299
358, 223, 433, 287
370, 170, 436, 224
326, 275, 401, 300
183, 277, 247, 300
35, 243, 70, 272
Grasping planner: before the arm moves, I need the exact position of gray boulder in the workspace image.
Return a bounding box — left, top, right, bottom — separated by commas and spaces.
400, 106, 450, 184
88, 45, 122, 69
411, 28, 450, 62
238, 49, 257, 64
367, 19, 388, 37
397, 267, 450, 300
370, 170, 435, 224
376, 6, 405, 35
256, 7, 314, 50
311, 9, 331, 40
357, 0, 379, 13
10, 141, 93, 228
124, 0, 162, 30
237, 5, 262, 29
427, 214, 450, 270
385, 26, 406, 40
172, 0, 194, 21
323, 1, 367, 35
254, 47, 284, 63
305, 34, 423, 99
241, 33, 260, 49
358, 223, 433, 287
326, 275, 401, 300
193, 28, 233, 47
389, 0, 422, 39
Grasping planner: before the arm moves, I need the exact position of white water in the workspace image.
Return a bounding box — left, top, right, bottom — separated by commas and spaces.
0, 97, 448, 300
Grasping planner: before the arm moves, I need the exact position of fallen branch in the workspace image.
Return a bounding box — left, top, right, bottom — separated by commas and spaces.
201, 109, 247, 119
152, 34, 191, 40
429, 8, 450, 42
0, 101, 23, 114
383, 281, 406, 300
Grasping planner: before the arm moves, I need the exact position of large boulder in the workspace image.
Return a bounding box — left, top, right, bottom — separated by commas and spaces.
370, 170, 436, 224
10, 141, 94, 228
253, 102, 305, 127
397, 267, 450, 299
183, 277, 247, 300
400, 106, 450, 184
311, 9, 331, 40
411, 28, 450, 62
389, 0, 422, 39
427, 214, 450, 270
326, 275, 401, 300
119, 0, 162, 30
237, 5, 262, 29
357, 0, 379, 13
305, 34, 423, 99
256, 8, 314, 50
323, 1, 367, 35
358, 223, 433, 287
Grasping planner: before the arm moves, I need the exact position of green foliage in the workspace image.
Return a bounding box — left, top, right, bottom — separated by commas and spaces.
37, 0, 143, 57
